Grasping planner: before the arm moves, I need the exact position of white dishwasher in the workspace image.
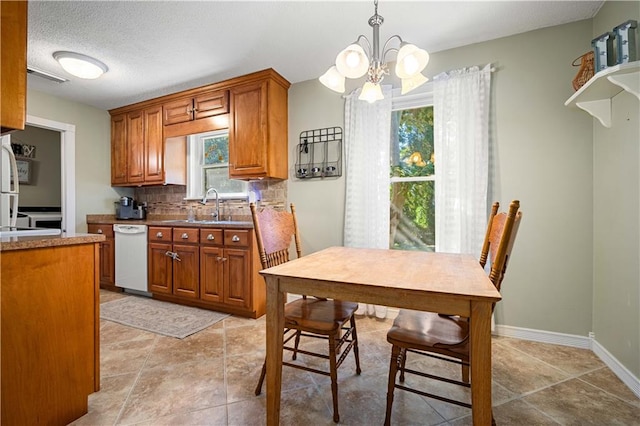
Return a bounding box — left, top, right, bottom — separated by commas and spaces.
114, 224, 149, 294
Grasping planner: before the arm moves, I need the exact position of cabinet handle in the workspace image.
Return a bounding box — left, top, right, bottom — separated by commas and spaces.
232, 235, 240, 242
181, 233, 189, 239
216, 256, 227, 262
207, 234, 215, 241
97, 229, 103, 234
156, 232, 163, 238
165, 251, 181, 262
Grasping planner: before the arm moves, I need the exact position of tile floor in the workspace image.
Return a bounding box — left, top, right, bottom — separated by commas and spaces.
72, 291, 640, 425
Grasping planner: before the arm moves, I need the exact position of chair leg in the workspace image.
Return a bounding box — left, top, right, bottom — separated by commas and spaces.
328, 331, 340, 423
385, 345, 402, 426
399, 348, 407, 383
462, 362, 470, 383
350, 316, 362, 375
292, 330, 301, 360
254, 359, 267, 396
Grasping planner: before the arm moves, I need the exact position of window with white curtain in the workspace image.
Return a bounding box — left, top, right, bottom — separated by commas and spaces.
186, 130, 248, 200
390, 89, 435, 251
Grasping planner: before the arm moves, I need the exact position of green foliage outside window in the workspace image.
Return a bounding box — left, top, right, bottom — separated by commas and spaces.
390, 106, 435, 251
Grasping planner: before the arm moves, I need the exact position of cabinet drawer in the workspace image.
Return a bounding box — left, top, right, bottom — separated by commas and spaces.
200, 228, 224, 245
224, 229, 250, 247
149, 226, 172, 242
88, 224, 114, 238
173, 227, 199, 243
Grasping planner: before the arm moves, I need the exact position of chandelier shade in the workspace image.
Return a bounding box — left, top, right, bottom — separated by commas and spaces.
319, 66, 346, 93
319, 0, 429, 102
336, 44, 370, 79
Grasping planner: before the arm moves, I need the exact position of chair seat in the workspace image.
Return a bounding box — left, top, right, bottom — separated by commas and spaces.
387, 310, 469, 356
285, 298, 359, 333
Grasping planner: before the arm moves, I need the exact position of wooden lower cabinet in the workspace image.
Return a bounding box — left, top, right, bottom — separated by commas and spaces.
88, 224, 117, 291
1, 242, 100, 425
148, 226, 264, 318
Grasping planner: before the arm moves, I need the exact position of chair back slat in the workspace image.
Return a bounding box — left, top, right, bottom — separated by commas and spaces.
250, 203, 301, 269
486, 200, 522, 292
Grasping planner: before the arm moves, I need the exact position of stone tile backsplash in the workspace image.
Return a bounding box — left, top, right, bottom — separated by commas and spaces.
134, 180, 287, 221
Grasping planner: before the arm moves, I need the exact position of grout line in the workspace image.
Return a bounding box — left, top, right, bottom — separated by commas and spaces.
112, 335, 160, 426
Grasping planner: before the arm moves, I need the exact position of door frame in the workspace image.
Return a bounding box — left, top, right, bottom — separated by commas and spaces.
25, 115, 76, 234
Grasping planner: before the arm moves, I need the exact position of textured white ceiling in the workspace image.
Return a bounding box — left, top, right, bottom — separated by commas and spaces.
26, 0, 604, 111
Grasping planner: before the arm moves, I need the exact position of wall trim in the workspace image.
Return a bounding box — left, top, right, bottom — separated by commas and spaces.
494, 324, 640, 398
591, 338, 640, 399
493, 324, 591, 349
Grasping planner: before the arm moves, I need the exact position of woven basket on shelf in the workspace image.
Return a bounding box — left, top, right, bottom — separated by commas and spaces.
572, 51, 595, 91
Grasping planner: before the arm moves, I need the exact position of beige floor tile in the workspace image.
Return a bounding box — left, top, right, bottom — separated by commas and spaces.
70, 373, 138, 426
133, 405, 227, 425
117, 358, 227, 425
523, 378, 640, 425
101, 336, 157, 377
144, 328, 225, 369
491, 340, 569, 395
496, 337, 605, 375
579, 367, 640, 407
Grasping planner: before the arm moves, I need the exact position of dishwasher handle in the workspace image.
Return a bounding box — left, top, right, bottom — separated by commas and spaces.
114, 224, 148, 234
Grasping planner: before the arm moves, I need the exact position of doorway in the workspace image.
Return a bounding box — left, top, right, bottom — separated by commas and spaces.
22, 115, 75, 233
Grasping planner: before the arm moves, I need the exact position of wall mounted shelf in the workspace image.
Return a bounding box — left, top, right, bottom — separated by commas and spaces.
565, 61, 639, 127
295, 127, 342, 179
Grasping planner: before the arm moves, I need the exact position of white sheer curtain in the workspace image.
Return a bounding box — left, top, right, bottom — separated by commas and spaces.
343, 86, 392, 318
433, 64, 491, 256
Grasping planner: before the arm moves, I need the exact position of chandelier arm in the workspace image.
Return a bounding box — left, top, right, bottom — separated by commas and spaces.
355, 34, 373, 59
381, 35, 403, 63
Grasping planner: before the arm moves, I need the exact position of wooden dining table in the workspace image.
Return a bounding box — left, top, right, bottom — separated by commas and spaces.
260, 246, 502, 425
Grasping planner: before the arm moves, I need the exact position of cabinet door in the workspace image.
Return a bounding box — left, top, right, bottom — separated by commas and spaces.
99, 238, 115, 286
194, 90, 229, 120
163, 97, 193, 125
200, 245, 224, 303
144, 105, 164, 183
126, 110, 145, 183
224, 248, 251, 308
0, 1, 27, 133
173, 243, 199, 299
87, 224, 115, 287
148, 242, 172, 294
110, 113, 128, 185
229, 81, 268, 178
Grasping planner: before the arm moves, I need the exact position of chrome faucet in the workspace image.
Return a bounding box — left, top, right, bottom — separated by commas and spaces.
200, 188, 220, 221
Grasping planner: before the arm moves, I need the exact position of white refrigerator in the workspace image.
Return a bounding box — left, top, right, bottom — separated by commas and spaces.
1, 134, 20, 227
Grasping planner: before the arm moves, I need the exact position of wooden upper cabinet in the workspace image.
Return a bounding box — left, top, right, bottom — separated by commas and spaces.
163, 90, 228, 126
126, 110, 145, 183
110, 69, 289, 185
229, 74, 289, 180
144, 105, 164, 183
110, 104, 184, 186
110, 113, 128, 185
0, 1, 28, 134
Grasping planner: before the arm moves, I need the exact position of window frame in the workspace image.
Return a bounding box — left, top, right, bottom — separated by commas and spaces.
185, 129, 248, 200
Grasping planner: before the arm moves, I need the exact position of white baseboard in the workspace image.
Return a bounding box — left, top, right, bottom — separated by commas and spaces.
494, 324, 640, 399
493, 324, 591, 349
591, 338, 640, 399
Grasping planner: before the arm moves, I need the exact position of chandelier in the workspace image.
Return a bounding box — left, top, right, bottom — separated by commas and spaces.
319, 0, 429, 103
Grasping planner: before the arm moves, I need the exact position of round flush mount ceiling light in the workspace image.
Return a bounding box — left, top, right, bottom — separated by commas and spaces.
53, 51, 108, 79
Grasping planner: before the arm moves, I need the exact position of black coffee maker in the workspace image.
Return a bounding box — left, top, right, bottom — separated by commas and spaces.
115, 197, 146, 219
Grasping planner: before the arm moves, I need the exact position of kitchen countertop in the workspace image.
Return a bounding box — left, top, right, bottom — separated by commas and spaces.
0, 232, 105, 252
86, 214, 254, 229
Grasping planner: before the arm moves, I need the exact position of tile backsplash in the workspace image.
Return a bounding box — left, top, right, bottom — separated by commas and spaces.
134, 180, 287, 221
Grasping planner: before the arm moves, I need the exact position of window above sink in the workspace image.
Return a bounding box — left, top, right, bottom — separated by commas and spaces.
185, 130, 249, 201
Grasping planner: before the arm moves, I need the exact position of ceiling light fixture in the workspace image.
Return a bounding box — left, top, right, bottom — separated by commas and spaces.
319, 0, 429, 103
53, 51, 108, 79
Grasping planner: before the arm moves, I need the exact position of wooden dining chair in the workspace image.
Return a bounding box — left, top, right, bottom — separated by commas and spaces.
250, 202, 361, 423
384, 200, 522, 425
